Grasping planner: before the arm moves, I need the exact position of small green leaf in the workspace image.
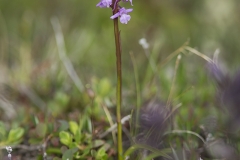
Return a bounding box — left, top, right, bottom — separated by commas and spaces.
7, 127, 24, 144
58, 120, 69, 131
59, 131, 72, 147
74, 130, 81, 144
96, 147, 108, 160
62, 147, 78, 160
92, 139, 105, 148
69, 121, 78, 135
36, 123, 47, 138
91, 150, 97, 157
79, 148, 90, 158
33, 115, 39, 125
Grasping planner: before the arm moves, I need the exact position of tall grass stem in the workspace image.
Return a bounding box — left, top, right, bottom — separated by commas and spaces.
51, 17, 84, 93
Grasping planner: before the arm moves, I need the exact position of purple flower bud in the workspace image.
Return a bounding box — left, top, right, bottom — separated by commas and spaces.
110, 7, 133, 24
96, 0, 112, 8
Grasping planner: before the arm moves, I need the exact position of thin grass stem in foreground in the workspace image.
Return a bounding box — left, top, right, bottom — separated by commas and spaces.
129, 51, 141, 136
184, 46, 213, 63
51, 17, 84, 93
101, 103, 117, 145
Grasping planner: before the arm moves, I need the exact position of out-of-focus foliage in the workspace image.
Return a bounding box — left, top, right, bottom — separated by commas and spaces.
0, 122, 24, 146
0, 0, 240, 159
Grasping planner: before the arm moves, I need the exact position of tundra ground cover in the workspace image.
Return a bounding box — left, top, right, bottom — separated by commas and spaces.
0, 0, 240, 159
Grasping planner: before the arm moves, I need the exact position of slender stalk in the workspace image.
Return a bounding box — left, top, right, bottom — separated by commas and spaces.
112, 1, 123, 159
101, 103, 117, 145
129, 52, 140, 136
129, 52, 141, 108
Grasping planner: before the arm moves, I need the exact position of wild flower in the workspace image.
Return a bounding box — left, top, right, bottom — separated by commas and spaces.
96, 0, 134, 159
96, 0, 112, 8
96, 0, 133, 24
110, 7, 133, 24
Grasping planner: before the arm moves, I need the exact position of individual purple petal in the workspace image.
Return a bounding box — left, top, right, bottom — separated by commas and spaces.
119, 14, 131, 24
125, 8, 133, 13
118, 7, 133, 14
96, 0, 112, 8
110, 12, 121, 19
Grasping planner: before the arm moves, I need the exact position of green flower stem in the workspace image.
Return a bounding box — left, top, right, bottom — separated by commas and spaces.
112, 3, 123, 160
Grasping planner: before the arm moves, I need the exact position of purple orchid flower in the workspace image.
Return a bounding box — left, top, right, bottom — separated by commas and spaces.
96, 0, 133, 24
96, 0, 112, 8
110, 7, 133, 24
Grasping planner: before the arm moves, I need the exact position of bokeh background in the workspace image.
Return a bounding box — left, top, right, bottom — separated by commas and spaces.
1, 0, 240, 75
0, 0, 240, 159
1, 0, 240, 113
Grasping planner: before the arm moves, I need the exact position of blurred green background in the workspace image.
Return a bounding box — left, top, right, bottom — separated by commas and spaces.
0, 0, 239, 106
0, 0, 240, 122
0, 0, 240, 159
0, 0, 240, 125
1, 0, 240, 75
